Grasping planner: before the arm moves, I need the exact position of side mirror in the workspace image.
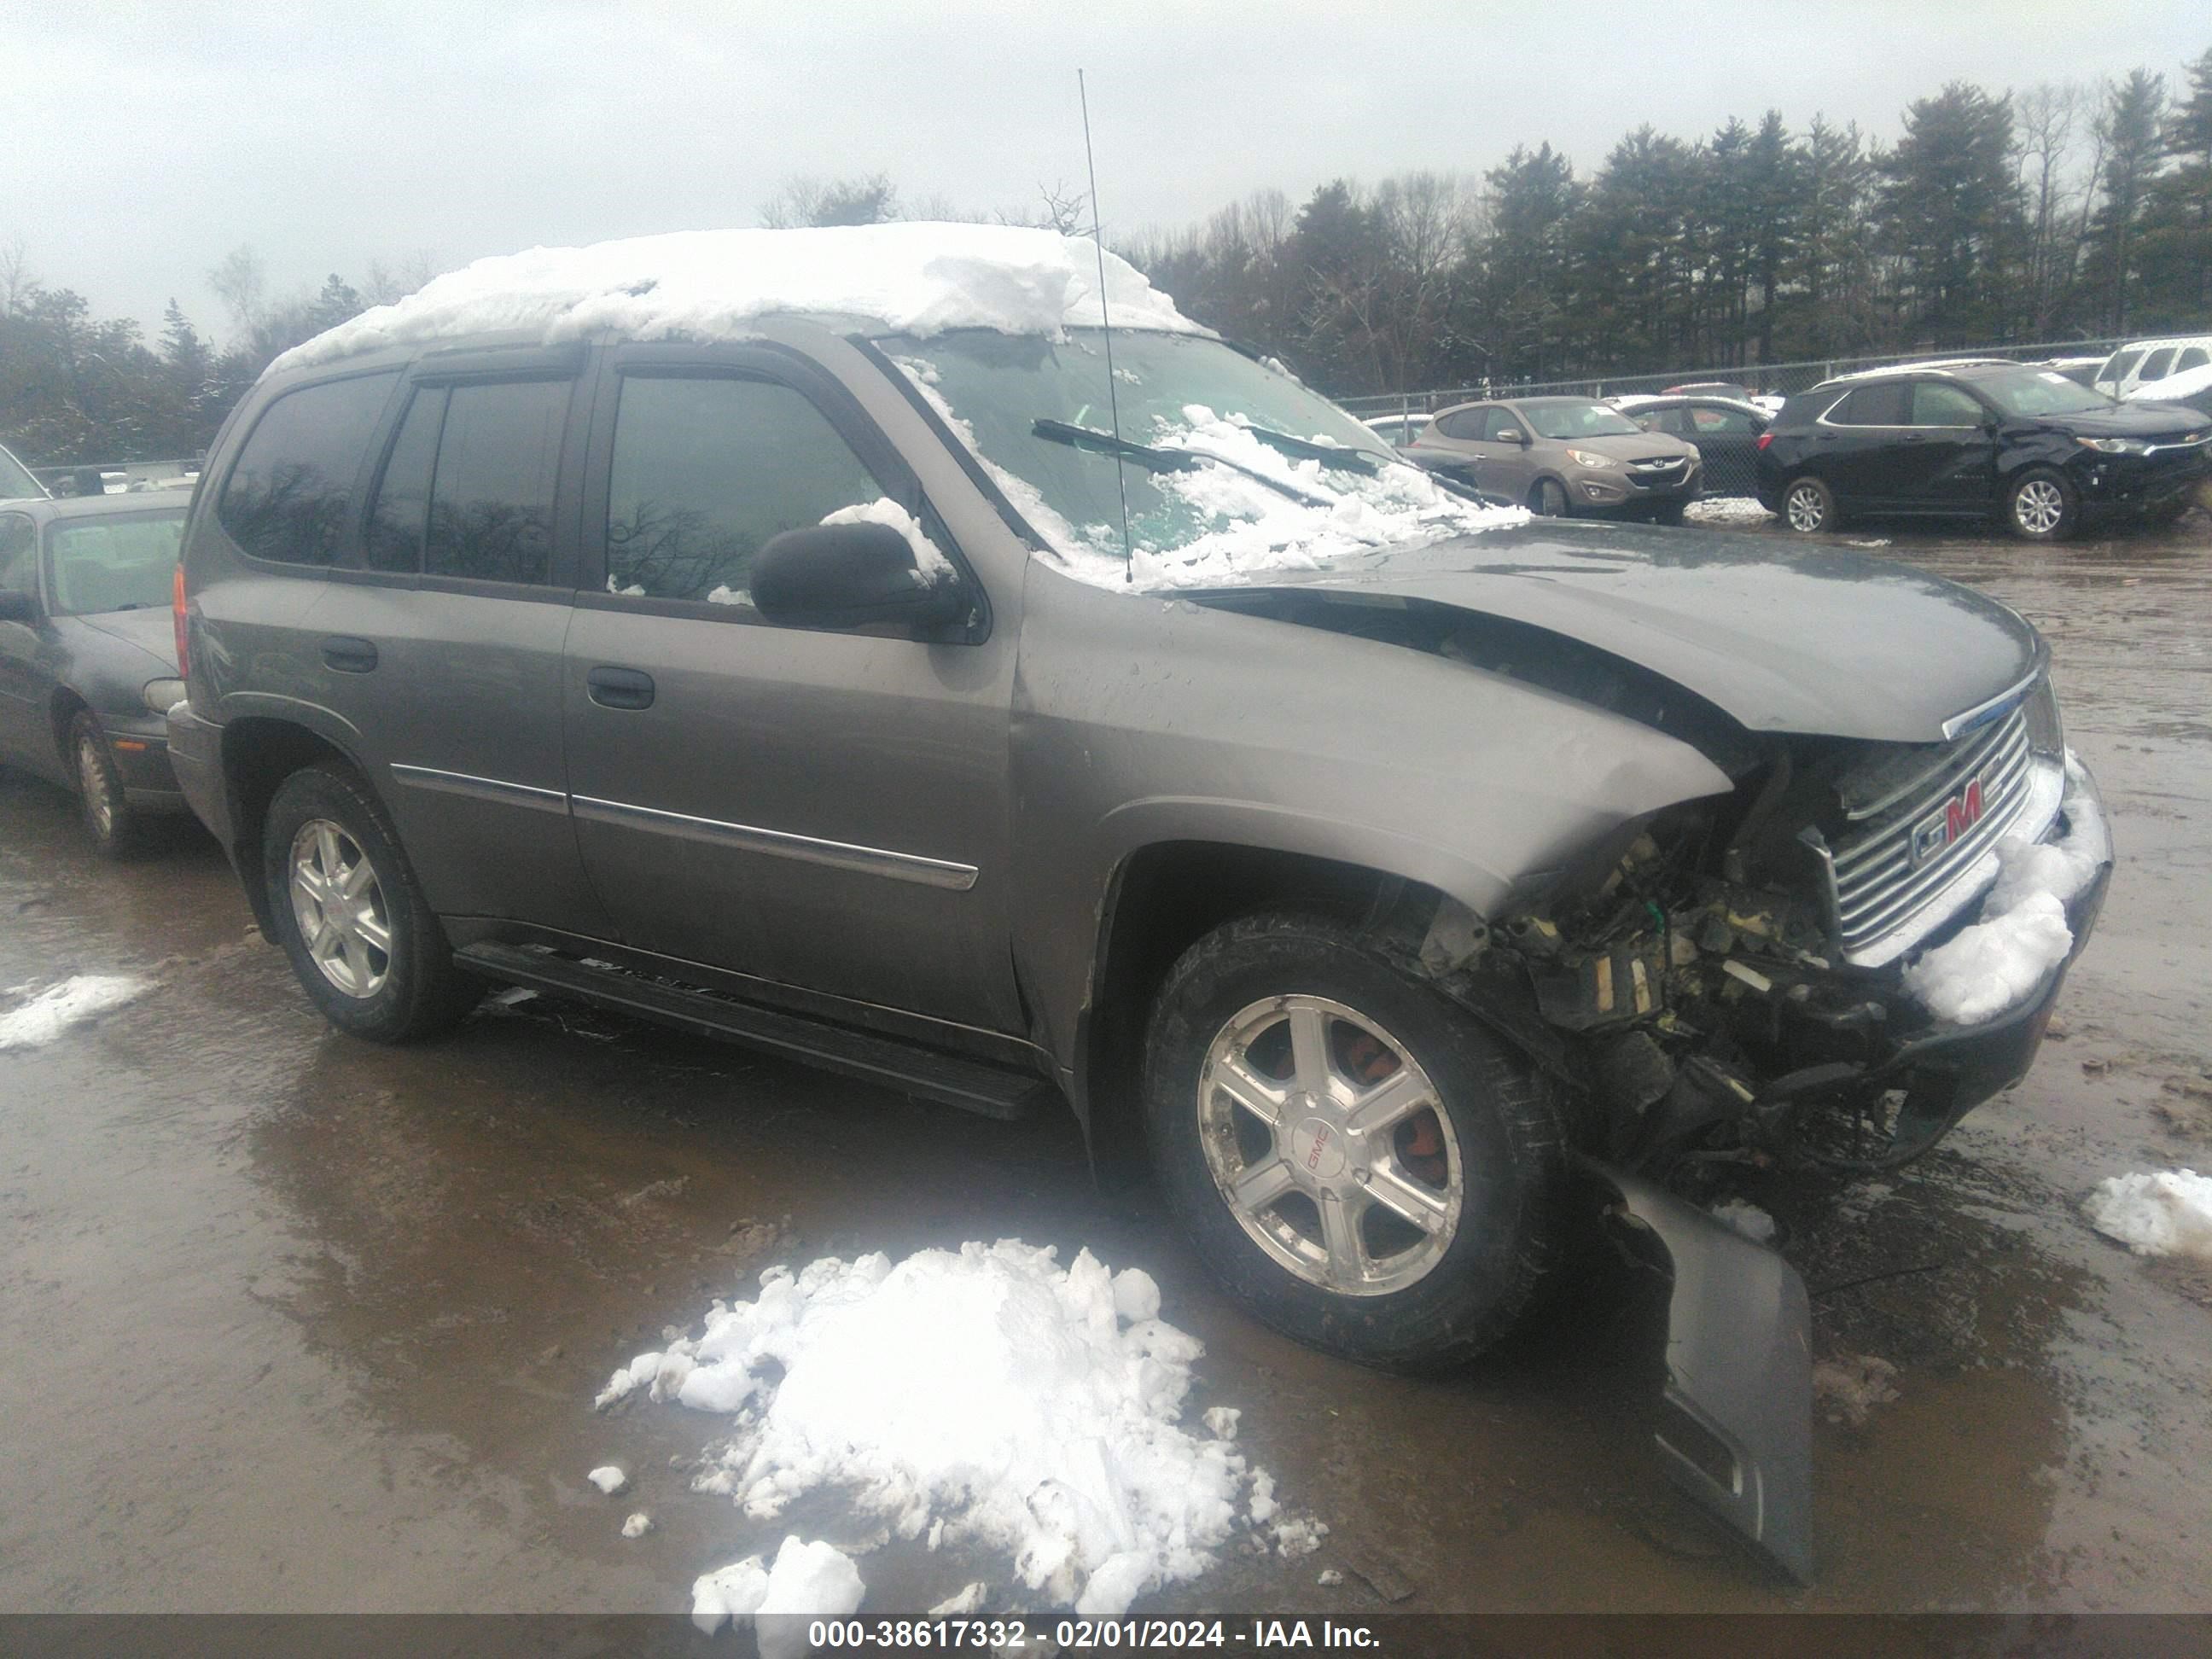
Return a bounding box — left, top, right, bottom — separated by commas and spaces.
0, 587, 38, 624
751, 521, 966, 634
1497, 428, 1526, 445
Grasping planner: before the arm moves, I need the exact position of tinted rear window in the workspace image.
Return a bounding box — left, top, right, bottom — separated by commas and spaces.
2138, 348, 2175, 382
1828, 382, 1909, 425
423, 379, 569, 585
218, 373, 397, 565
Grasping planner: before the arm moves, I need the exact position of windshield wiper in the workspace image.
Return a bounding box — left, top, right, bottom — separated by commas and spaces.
1032, 418, 1332, 506
1231, 421, 1382, 475
1031, 418, 1196, 474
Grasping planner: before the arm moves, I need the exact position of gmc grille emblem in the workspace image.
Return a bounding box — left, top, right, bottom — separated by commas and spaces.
1909, 776, 1988, 868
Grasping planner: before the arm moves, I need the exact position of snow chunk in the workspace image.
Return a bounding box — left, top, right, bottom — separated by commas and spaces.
756, 1536, 865, 1658
1202, 1406, 1240, 1441
621, 1512, 653, 1539
1709, 1198, 1777, 1243
819, 497, 953, 583
691, 1554, 771, 1634
1813, 1353, 1899, 1426
0, 975, 151, 1052
595, 1239, 1301, 1617
1682, 496, 1773, 527
2084, 1169, 2212, 1260
586, 1464, 628, 1495
1904, 759, 2106, 1026
1318, 1568, 1345, 1586
928, 1581, 987, 1616
270, 224, 1206, 377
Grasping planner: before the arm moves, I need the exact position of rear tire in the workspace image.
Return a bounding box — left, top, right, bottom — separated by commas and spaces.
1143, 911, 1563, 1371
2004, 467, 2078, 542
1780, 474, 1836, 533
262, 761, 482, 1042
71, 712, 143, 858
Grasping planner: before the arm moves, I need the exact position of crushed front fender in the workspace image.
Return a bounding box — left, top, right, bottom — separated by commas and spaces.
1579, 1157, 1814, 1584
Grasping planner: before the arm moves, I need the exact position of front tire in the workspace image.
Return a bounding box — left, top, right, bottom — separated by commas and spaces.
1143, 911, 1563, 1371
262, 761, 482, 1042
71, 712, 143, 858
1528, 478, 1569, 518
2004, 467, 2078, 542
1780, 474, 1836, 533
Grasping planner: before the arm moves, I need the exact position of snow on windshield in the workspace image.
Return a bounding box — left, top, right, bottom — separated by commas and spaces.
268, 224, 1206, 376
888, 333, 1527, 591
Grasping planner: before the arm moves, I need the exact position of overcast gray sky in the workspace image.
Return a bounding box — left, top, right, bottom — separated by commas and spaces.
9, 1, 2208, 342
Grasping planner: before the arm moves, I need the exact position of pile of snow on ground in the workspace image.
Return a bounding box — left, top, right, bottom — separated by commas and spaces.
0, 975, 150, 1052
1682, 497, 1773, 527
1903, 756, 2106, 1026
2083, 1169, 2212, 1260
271, 224, 1204, 375
694, 1535, 865, 1657
598, 1239, 1321, 1616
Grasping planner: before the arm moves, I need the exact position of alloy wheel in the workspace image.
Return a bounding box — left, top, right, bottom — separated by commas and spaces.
2014, 478, 2065, 536
77, 733, 115, 837
1196, 994, 1463, 1297
288, 818, 393, 998
1784, 481, 1826, 532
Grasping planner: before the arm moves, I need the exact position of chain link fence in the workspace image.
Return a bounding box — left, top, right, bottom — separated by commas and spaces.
1336, 337, 2131, 423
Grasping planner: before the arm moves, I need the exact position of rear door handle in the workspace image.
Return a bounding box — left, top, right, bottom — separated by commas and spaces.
322, 636, 377, 673
586, 666, 655, 710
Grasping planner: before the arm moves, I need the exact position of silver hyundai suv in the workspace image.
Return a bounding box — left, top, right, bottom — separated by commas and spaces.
1406, 394, 1703, 521
166, 228, 2110, 1579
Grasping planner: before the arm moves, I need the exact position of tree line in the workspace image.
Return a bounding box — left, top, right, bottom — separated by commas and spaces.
5, 48, 2209, 468
1125, 48, 2212, 395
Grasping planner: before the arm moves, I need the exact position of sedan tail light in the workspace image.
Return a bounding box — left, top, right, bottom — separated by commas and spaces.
1755, 433, 1774, 451
172, 562, 189, 678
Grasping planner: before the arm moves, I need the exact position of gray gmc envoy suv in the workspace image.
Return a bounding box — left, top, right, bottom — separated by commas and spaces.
167, 228, 2110, 1580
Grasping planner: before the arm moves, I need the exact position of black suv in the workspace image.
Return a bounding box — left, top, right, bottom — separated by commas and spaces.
1754, 360, 2211, 540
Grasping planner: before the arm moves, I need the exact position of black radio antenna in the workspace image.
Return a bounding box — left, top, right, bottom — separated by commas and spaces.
1079, 68, 1134, 580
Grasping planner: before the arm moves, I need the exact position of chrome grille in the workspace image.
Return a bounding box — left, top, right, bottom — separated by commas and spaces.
1828, 707, 2034, 955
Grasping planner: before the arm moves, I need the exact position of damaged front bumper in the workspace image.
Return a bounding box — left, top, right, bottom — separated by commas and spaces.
1580, 1157, 1813, 1584
1816, 756, 2113, 1156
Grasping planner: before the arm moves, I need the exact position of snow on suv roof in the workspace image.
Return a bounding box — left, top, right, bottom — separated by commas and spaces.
268, 224, 1208, 378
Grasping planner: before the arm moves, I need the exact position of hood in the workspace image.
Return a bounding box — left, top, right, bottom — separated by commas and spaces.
2033, 401, 2210, 441
1556, 430, 1697, 462
75, 606, 178, 672
1205, 522, 2040, 744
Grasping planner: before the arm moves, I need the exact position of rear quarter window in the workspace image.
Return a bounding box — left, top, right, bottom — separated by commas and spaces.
217, 372, 399, 565
1827, 382, 1909, 426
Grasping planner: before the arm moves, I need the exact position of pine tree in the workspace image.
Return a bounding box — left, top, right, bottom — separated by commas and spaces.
1875, 83, 2029, 342
2085, 70, 2169, 333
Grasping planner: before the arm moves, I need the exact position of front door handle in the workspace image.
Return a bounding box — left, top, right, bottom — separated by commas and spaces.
322, 636, 377, 673
586, 666, 655, 710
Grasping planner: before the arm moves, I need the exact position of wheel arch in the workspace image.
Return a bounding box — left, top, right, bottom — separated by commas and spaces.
1074, 841, 1417, 1186
218, 711, 381, 939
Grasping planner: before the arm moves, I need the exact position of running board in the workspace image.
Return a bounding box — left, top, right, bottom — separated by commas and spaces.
454, 942, 1052, 1121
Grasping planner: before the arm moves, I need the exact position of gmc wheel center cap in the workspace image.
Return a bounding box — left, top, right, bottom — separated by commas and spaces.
1290, 1115, 1348, 1182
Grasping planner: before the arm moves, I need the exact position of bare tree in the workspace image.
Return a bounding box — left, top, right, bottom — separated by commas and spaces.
760, 174, 900, 229
0, 237, 35, 316
2016, 81, 2093, 333
362, 250, 441, 306
207, 245, 268, 336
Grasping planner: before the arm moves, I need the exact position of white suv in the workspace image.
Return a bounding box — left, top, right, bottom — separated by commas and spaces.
2094, 335, 2212, 399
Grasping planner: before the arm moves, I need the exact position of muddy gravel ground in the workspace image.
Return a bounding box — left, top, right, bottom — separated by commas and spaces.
2, 508, 2208, 1618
